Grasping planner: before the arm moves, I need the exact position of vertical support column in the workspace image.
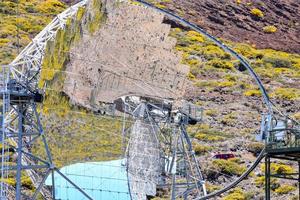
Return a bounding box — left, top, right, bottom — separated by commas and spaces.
183, 193, 188, 200
52, 171, 56, 200
265, 155, 270, 200
0, 65, 8, 199
180, 124, 206, 196
170, 175, 176, 200
170, 127, 178, 200
298, 161, 300, 199
16, 105, 23, 200
122, 111, 126, 156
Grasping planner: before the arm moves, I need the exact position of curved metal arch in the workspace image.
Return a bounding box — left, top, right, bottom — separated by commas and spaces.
131, 1, 274, 199
10, 0, 273, 115
4, 0, 275, 199
2, 1, 89, 199
197, 149, 265, 200
9, 0, 88, 89
134, 0, 273, 114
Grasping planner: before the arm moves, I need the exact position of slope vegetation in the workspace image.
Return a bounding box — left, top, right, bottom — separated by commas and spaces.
0, 0, 299, 199
149, 0, 300, 53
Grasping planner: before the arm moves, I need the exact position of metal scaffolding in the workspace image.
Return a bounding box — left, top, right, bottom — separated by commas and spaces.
0, 0, 93, 199
1, 0, 299, 199
0, 66, 94, 199
262, 114, 300, 200
118, 97, 207, 199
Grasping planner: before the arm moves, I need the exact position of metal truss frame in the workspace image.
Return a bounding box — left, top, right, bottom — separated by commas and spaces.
10, 0, 88, 90
1, 0, 298, 199
121, 96, 207, 199
1, 0, 92, 199
265, 155, 300, 200
0, 66, 94, 200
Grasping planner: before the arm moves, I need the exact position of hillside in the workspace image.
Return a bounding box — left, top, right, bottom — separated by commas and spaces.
0, 0, 66, 65
151, 0, 300, 54
0, 0, 300, 199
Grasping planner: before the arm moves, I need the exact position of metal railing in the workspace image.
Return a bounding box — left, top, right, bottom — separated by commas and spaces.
265, 116, 300, 150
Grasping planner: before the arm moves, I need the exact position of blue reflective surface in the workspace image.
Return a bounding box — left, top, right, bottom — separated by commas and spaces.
45, 159, 131, 200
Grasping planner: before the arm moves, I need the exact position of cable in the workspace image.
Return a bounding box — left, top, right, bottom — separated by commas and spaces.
196, 148, 266, 200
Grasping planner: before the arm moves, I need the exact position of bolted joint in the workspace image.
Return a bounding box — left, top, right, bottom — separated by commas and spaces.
49, 164, 55, 170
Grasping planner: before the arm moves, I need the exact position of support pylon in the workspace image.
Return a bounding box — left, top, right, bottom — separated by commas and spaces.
120, 97, 206, 199
0, 66, 93, 200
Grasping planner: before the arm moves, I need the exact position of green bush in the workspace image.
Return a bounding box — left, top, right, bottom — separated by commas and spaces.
261, 163, 294, 175
184, 58, 200, 67
0, 24, 18, 38
224, 74, 238, 81
255, 176, 279, 190
187, 123, 210, 135
234, 43, 255, 57
212, 159, 246, 176
244, 89, 261, 97
223, 188, 248, 200
37, 0, 66, 14
190, 124, 232, 141
246, 142, 264, 154
263, 25, 277, 33
87, 0, 104, 34
205, 109, 218, 117
292, 112, 300, 120
272, 88, 300, 100
186, 30, 205, 43
206, 183, 222, 193
194, 133, 225, 142
205, 183, 222, 193
263, 56, 292, 68
207, 59, 234, 70
275, 184, 296, 194
224, 193, 245, 200
217, 80, 235, 88
193, 144, 213, 155
250, 8, 264, 18
194, 80, 218, 88
221, 113, 237, 126
202, 45, 229, 59
0, 178, 16, 186
21, 176, 34, 190
0, 38, 10, 47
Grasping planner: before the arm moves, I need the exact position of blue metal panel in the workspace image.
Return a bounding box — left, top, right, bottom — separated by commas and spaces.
46, 159, 131, 200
